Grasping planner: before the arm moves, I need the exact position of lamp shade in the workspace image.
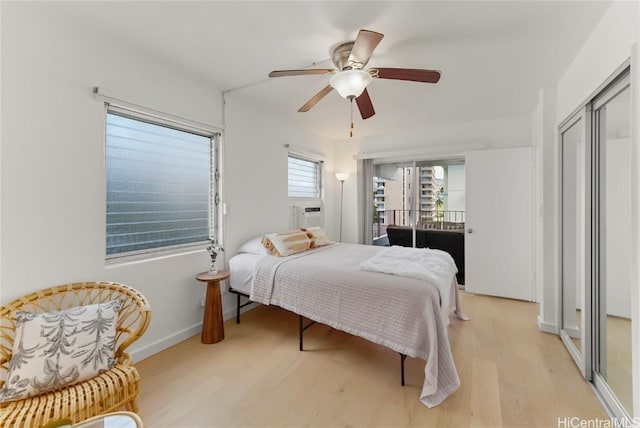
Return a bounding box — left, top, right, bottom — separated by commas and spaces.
329, 70, 372, 99
335, 172, 350, 182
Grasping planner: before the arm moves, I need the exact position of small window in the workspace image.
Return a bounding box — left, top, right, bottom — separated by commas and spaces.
105, 109, 219, 258
288, 155, 322, 199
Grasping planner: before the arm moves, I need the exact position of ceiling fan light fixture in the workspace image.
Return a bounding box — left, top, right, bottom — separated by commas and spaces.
329, 70, 372, 99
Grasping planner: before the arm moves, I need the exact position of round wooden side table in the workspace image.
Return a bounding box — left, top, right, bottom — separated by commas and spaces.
196, 270, 230, 344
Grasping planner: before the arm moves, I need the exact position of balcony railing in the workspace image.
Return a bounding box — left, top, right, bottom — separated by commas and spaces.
373, 209, 465, 239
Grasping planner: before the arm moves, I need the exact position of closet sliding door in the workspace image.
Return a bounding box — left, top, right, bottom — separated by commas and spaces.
592, 72, 633, 418
560, 68, 633, 420
559, 111, 590, 377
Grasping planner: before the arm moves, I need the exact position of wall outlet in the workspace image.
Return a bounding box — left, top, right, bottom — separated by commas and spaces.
199, 298, 205, 307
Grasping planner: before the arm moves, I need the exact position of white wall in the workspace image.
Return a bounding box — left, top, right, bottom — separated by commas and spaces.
222, 89, 335, 256
537, 85, 559, 330
0, 3, 224, 360
557, 2, 639, 122
0, 2, 335, 362
531, 87, 557, 308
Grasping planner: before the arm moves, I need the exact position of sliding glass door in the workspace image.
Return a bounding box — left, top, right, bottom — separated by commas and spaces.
372, 160, 465, 245
372, 161, 416, 245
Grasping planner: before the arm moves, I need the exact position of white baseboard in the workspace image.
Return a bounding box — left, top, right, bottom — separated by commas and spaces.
130, 303, 259, 363
537, 315, 558, 334
131, 322, 202, 363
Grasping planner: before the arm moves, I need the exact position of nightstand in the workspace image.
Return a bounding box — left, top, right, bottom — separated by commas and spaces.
196, 270, 230, 344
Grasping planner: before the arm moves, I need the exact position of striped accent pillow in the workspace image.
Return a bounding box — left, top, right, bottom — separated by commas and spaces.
262, 230, 311, 257
302, 226, 331, 248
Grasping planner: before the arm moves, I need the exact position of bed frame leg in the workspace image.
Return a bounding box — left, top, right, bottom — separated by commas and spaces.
236, 293, 241, 324
298, 315, 317, 351
297, 315, 407, 386
299, 315, 304, 351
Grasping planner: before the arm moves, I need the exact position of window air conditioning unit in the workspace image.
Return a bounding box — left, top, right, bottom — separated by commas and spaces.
290, 206, 324, 229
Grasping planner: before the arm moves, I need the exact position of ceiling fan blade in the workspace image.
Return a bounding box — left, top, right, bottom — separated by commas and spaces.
268, 69, 335, 78
373, 68, 441, 83
356, 88, 375, 120
348, 29, 384, 67
298, 85, 334, 112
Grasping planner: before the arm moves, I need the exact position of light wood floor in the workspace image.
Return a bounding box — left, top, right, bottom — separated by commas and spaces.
135, 292, 608, 427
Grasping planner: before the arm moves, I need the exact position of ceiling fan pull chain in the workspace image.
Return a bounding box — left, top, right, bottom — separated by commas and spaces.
350, 98, 354, 138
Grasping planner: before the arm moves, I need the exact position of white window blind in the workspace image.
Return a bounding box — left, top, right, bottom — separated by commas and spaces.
106, 111, 215, 257
288, 155, 321, 198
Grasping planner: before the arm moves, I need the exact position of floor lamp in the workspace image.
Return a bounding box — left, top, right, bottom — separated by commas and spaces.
335, 172, 350, 242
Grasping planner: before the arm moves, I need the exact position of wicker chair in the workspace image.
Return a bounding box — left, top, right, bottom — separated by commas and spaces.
0, 281, 151, 428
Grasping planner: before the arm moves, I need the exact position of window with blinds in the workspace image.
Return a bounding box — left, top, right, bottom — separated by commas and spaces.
105, 110, 217, 258
288, 155, 322, 199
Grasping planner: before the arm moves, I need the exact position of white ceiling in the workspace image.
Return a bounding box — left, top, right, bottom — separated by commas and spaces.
49, 1, 611, 140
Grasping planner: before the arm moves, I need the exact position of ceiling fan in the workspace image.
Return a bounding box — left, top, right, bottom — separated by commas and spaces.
268, 29, 441, 124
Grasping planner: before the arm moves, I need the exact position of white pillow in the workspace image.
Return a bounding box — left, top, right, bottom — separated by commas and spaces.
237, 236, 271, 256
0, 299, 121, 403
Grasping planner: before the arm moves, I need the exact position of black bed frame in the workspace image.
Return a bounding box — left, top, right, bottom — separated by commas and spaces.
228, 287, 408, 386
228, 287, 255, 324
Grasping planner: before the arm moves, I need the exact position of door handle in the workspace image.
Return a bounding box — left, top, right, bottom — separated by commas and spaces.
466, 228, 473, 234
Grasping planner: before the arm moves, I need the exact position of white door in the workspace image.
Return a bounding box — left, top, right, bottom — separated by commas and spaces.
465, 147, 534, 301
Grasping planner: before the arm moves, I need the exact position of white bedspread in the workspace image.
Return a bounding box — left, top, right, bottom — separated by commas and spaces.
250, 243, 464, 408
360, 246, 457, 321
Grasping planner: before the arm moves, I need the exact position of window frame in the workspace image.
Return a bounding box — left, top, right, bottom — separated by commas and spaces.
104, 104, 222, 262
287, 154, 323, 202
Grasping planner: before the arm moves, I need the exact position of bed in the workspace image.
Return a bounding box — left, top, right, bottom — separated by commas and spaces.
228, 241, 466, 408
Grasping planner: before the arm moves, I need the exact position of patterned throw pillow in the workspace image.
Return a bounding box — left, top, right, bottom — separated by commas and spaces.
0, 299, 121, 403
262, 230, 311, 257
302, 226, 331, 248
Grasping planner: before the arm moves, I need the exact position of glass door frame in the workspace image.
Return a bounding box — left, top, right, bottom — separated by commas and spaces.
558, 107, 592, 380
